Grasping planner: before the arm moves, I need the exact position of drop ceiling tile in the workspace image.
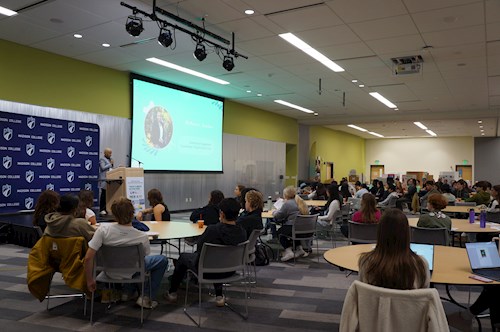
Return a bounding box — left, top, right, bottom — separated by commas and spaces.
487, 22, 500, 42
326, 0, 407, 23
489, 76, 500, 95
294, 25, 361, 47
320, 42, 376, 61
422, 25, 485, 48
403, 0, 480, 13
485, 0, 500, 23
216, 18, 275, 42
0, 17, 59, 45
168, 0, 245, 24
365, 34, 426, 55
267, 4, 343, 32
238, 0, 327, 15
238, 35, 292, 56
411, 2, 484, 33
490, 95, 500, 106
429, 43, 486, 61
348, 15, 419, 41
32, 34, 103, 57
65, 0, 131, 21
74, 48, 140, 67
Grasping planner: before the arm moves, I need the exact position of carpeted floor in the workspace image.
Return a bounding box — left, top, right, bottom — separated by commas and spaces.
0, 212, 493, 331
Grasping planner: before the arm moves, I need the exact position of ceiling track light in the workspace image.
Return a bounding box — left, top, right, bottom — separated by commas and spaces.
158, 26, 173, 47
125, 14, 144, 37
222, 55, 234, 71
193, 42, 207, 61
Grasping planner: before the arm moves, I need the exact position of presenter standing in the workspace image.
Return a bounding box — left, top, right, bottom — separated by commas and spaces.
99, 147, 113, 215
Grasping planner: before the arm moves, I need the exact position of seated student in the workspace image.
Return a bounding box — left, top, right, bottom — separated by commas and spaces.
342, 193, 381, 238
137, 189, 170, 221
358, 209, 430, 290
165, 198, 247, 307
452, 179, 470, 200
273, 186, 310, 261
77, 189, 97, 225
441, 186, 456, 204
354, 181, 369, 199
44, 194, 95, 242
234, 184, 245, 206
374, 181, 385, 202
466, 180, 492, 205
487, 185, 500, 213
84, 197, 168, 309
396, 179, 417, 211
33, 190, 60, 232
190, 190, 224, 226
308, 182, 327, 200
377, 185, 398, 207
417, 194, 452, 231
419, 180, 440, 207
237, 189, 264, 238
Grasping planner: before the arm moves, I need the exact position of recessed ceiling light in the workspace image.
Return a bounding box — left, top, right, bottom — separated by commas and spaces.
479, 125, 483, 128
394, 108, 399, 111
74, 34, 83, 39
278, 33, 344, 72
369, 92, 397, 109
313, 112, 319, 116
414, 122, 428, 130
274, 100, 315, 114
244, 9, 254, 15
146, 57, 230, 85
481, 133, 485, 136
347, 124, 367, 132
351, 79, 358, 83
358, 84, 365, 88
102, 43, 110, 47
246, 90, 251, 93
478, 120, 483, 124
426, 129, 437, 137
480, 129, 484, 132
0, 5, 17, 16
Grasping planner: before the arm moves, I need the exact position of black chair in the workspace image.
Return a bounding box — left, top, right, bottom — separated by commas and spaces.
347, 221, 378, 244
410, 227, 448, 246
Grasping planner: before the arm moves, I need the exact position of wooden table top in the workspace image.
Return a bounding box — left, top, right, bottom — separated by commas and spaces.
323, 244, 500, 285
143, 220, 206, 240
407, 217, 500, 233
442, 205, 480, 213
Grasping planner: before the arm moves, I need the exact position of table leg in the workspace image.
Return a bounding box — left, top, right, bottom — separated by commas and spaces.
442, 284, 483, 332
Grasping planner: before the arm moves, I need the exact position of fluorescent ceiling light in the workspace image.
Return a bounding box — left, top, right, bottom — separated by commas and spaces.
347, 124, 367, 132
414, 122, 427, 130
146, 57, 230, 85
426, 129, 437, 136
278, 33, 344, 72
274, 100, 314, 114
369, 92, 397, 109
369, 131, 384, 138
0, 6, 17, 16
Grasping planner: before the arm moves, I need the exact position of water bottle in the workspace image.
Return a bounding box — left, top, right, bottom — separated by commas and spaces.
480, 208, 486, 228
267, 196, 272, 211
469, 208, 475, 224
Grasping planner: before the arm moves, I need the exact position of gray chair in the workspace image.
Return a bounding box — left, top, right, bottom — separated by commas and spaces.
379, 195, 398, 210
348, 221, 378, 244
90, 244, 151, 325
280, 214, 319, 263
184, 241, 249, 327
410, 227, 448, 246
246, 229, 263, 284
316, 210, 342, 248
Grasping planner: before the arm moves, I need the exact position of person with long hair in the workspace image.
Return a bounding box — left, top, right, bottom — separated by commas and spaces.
358, 209, 430, 290
353, 193, 381, 224
137, 189, 170, 221
33, 190, 60, 232
237, 189, 264, 238
273, 186, 310, 261
487, 184, 500, 213
234, 184, 246, 206
190, 190, 224, 226
77, 189, 97, 225
317, 184, 342, 228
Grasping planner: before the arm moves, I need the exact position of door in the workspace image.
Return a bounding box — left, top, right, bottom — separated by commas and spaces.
370, 165, 384, 181
456, 165, 472, 181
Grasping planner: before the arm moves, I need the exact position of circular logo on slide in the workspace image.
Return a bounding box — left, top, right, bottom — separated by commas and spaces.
145, 106, 173, 148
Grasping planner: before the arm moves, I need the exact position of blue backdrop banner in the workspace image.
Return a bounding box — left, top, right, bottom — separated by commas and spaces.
0, 111, 100, 213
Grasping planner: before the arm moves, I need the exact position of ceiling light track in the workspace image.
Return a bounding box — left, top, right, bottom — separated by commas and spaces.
264, 2, 325, 16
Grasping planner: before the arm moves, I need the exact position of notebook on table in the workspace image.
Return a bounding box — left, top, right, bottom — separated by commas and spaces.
466, 242, 500, 281
410, 243, 434, 271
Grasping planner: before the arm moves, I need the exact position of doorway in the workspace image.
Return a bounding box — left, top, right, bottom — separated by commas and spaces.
370, 165, 384, 181
456, 165, 472, 182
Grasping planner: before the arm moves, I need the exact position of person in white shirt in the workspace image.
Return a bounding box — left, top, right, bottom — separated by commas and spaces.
487, 185, 500, 213
378, 185, 399, 207
317, 184, 342, 227
77, 189, 96, 225
84, 197, 168, 309
354, 181, 369, 199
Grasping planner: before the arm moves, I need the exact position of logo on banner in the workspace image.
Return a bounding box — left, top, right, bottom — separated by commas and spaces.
46, 183, 55, 191
67, 171, 74, 183
2, 184, 11, 197
85, 135, 92, 147
25, 170, 35, 183
46, 158, 55, 170
67, 146, 75, 158
85, 183, 92, 191
27, 116, 36, 129
47, 132, 56, 144
26, 143, 35, 156
84, 159, 92, 170
3, 156, 12, 169
3, 127, 13, 141
68, 122, 76, 133
25, 197, 34, 209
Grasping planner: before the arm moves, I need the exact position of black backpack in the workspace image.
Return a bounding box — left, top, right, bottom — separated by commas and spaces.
255, 240, 273, 266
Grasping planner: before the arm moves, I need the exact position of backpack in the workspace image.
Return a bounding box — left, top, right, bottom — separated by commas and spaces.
255, 240, 272, 266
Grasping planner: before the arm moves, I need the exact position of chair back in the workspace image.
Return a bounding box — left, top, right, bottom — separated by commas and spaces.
347, 197, 361, 211
386, 195, 398, 208
455, 201, 476, 206
348, 221, 378, 244
340, 280, 449, 332
94, 244, 146, 282
247, 229, 262, 262
486, 212, 500, 223
292, 214, 318, 237
198, 241, 248, 277
410, 227, 448, 246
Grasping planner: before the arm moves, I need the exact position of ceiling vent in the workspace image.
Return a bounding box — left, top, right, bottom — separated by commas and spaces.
391, 55, 423, 75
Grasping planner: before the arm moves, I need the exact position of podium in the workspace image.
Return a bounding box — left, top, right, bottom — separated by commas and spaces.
106, 167, 144, 213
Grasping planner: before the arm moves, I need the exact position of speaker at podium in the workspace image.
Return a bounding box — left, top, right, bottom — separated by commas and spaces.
106, 167, 145, 213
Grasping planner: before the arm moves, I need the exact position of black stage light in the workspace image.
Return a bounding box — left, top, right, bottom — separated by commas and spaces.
193, 43, 207, 61
222, 55, 234, 71
158, 28, 173, 47
126, 15, 144, 37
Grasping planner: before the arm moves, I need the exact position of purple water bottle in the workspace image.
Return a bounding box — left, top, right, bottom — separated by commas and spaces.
469, 208, 475, 224
480, 209, 486, 228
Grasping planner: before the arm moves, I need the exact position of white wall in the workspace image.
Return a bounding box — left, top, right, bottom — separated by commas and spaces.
365, 137, 474, 181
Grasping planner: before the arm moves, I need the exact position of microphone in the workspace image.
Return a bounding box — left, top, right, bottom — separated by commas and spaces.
126, 154, 143, 167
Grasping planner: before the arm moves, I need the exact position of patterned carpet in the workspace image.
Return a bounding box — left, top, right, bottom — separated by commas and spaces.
0, 213, 493, 331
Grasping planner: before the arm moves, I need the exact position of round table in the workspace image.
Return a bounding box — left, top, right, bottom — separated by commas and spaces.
407, 217, 500, 233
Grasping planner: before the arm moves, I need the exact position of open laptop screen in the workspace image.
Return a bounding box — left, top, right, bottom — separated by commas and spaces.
410, 243, 434, 271
466, 242, 500, 269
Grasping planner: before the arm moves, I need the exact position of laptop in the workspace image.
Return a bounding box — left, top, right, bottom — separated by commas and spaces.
410, 243, 434, 271
465, 242, 500, 281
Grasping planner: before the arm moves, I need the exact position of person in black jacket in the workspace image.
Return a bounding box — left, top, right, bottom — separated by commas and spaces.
237, 189, 264, 238
190, 190, 224, 226
165, 198, 246, 307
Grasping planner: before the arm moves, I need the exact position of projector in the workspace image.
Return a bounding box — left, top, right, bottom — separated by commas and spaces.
395, 63, 421, 75
391, 55, 423, 75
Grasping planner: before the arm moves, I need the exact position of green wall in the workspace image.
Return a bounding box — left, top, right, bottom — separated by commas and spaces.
309, 126, 365, 182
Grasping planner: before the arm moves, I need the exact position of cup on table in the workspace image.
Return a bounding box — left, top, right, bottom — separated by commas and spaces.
197, 220, 204, 228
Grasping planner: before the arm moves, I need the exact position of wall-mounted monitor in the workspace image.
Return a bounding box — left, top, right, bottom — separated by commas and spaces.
130, 74, 223, 172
